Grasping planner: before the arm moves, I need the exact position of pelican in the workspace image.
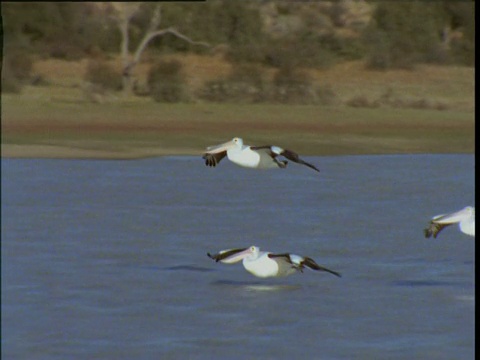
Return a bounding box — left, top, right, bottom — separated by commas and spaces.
203, 137, 319, 172
207, 246, 341, 278
424, 206, 475, 238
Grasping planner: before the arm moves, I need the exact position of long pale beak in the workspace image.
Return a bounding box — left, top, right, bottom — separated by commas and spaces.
218, 247, 253, 264
205, 139, 236, 154
435, 207, 472, 224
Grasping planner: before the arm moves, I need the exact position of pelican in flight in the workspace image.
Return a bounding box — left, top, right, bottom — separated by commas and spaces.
203, 137, 319, 172
424, 206, 475, 238
207, 246, 341, 278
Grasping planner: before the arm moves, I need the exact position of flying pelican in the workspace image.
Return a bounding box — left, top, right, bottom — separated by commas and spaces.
207, 246, 341, 278
424, 206, 475, 238
203, 137, 319, 172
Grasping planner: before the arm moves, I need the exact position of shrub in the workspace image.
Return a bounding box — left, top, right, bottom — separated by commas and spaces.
147, 60, 188, 103
85, 60, 122, 91
1, 74, 22, 94
314, 85, 337, 106
1, 48, 34, 93
271, 66, 317, 104
197, 63, 268, 103
263, 36, 336, 70
363, 2, 444, 70
197, 78, 230, 103
3, 48, 33, 81
49, 41, 85, 61
346, 96, 379, 108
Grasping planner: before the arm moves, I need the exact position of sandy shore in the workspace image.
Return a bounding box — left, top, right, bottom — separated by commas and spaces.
1, 144, 201, 160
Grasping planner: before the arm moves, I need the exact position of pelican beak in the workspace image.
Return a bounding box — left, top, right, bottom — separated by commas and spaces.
219, 247, 253, 264
205, 139, 236, 154
436, 207, 471, 224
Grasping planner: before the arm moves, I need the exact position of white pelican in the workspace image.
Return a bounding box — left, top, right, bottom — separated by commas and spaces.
207, 246, 341, 278
424, 206, 475, 238
203, 137, 319, 172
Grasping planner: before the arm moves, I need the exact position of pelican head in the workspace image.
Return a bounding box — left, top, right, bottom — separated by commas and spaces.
206, 137, 243, 154
443, 206, 475, 223
221, 245, 259, 263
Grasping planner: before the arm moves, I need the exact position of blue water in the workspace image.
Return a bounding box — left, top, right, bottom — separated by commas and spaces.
2, 154, 475, 359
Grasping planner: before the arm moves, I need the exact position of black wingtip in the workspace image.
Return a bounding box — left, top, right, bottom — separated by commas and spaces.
303, 160, 320, 172
303, 257, 341, 277
202, 154, 217, 167
296, 159, 320, 173
207, 252, 222, 262
320, 268, 341, 277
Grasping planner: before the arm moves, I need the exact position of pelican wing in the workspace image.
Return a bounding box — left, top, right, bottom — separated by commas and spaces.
281, 149, 320, 172
267, 253, 300, 276
268, 253, 341, 277
203, 151, 227, 167
424, 222, 451, 238
268, 253, 295, 265
207, 247, 249, 263
248, 146, 287, 168
251, 145, 319, 172
301, 257, 342, 277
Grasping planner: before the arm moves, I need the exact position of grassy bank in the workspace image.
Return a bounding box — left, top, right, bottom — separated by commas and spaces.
2, 94, 474, 159
1, 57, 474, 159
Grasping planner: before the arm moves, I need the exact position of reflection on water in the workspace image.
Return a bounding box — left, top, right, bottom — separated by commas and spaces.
243, 284, 302, 292
211, 279, 302, 292
163, 265, 215, 272
454, 295, 475, 302
2, 154, 474, 359
390, 279, 468, 288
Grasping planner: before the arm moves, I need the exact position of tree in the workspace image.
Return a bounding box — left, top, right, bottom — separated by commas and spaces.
110, 2, 210, 97
364, 1, 446, 69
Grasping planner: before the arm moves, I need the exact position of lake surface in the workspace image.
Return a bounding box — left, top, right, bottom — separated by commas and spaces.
2, 154, 475, 360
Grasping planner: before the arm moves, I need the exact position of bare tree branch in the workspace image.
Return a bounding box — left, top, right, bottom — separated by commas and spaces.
164, 28, 211, 48
132, 27, 211, 66
111, 2, 211, 97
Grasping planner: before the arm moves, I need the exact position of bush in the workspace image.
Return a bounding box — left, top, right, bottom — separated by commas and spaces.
271, 66, 317, 104
199, 64, 333, 105
314, 85, 337, 106
147, 60, 188, 103
85, 60, 122, 91
345, 88, 450, 111
49, 41, 85, 61
346, 95, 379, 108
262, 36, 336, 70
363, 2, 449, 70
198, 63, 268, 103
1, 74, 22, 94
1, 48, 34, 93
3, 48, 33, 81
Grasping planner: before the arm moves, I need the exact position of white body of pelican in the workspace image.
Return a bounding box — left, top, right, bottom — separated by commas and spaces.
207, 246, 340, 278
424, 206, 475, 238
203, 137, 319, 172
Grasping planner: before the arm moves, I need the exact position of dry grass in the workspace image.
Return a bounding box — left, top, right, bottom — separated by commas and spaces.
32, 55, 474, 110
2, 55, 474, 159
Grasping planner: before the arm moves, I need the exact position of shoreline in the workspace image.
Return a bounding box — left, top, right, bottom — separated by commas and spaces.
1, 144, 473, 160
1, 144, 202, 160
